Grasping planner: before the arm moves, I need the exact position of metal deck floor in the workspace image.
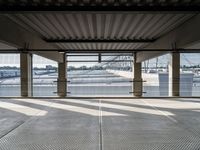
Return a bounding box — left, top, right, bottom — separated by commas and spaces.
0, 98, 200, 150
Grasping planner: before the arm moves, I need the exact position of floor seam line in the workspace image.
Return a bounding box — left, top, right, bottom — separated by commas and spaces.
0, 121, 25, 140
0, 98, 54, 141
140, 99, 200, 139
99, 99, 103, 150
140, 99, 178, 123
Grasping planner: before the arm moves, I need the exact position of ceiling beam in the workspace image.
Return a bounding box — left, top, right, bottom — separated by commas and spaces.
1, 48, 200, 53
0, 16, 56, 49
136, 14, 200, 62
0, 5, 199, 14
0, 15, 63, 62
44, 38, 156, 43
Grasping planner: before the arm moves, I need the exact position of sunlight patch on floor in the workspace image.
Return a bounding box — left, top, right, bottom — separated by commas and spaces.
12, 99, 126, 116
0, 102, 47, 116
57, 99, 174, 116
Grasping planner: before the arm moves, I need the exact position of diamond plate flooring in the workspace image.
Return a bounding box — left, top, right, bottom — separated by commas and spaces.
0, 98, 200, 149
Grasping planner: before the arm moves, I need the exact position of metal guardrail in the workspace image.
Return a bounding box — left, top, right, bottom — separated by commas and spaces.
53, 92, 71, 94
129, 92, 147, 94
129, 80, 147, 82
53, 81, 70, 83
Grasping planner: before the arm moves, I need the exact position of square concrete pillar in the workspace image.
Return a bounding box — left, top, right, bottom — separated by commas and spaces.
169, 52, 180, 96
133, 54, 143, 97
57, 54, 67, 97
20, 52, 33, 97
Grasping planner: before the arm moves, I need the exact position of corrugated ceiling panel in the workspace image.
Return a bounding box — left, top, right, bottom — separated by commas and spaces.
59, 43, 141, 50
10, 13, 194, 39
151, 14, 194, 38
6, 13, 195, 50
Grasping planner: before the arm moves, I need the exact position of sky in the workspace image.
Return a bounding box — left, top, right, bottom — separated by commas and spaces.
0, 53, 199, 68
0, 54, 57, 68
144, 54, 200, 67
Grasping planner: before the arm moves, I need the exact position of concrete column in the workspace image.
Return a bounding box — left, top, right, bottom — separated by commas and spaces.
57, 54, 67, 97
169, 52, 180, 96
20, 52, 33, 97
133, 54, 143, 97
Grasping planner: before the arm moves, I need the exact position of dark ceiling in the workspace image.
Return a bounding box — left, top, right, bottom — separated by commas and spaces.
0, 0, 199, 51
0, 0, 200, 12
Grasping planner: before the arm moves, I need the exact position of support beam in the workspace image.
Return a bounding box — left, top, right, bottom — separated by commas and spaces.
146, 15, 200, 49
0, 15, 63, 62
1, 48, 200, 54
20, 52, 32, 97
44, 38, 156, 43
136, 14, 200, 62
136, 51, 168, 63
0, 5, 199, 13
133, 54, 143, 97
169, 52, 180, 96
0, 16, 53, 49
32, 51, 64, 63
57, 54, 67, 97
